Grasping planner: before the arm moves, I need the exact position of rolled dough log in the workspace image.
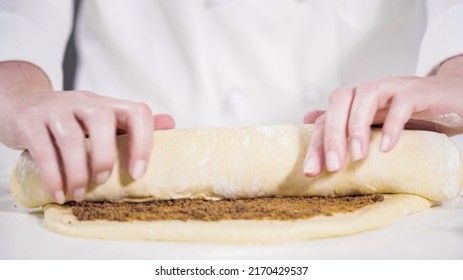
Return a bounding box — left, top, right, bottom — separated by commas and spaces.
10, 124, 463, 208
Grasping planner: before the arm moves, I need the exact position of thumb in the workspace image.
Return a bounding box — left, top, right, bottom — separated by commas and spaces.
153, 114, 176, 130
303, 110, 326, 124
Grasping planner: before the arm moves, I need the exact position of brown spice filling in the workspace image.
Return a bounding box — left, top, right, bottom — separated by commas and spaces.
67, 194, 384, 222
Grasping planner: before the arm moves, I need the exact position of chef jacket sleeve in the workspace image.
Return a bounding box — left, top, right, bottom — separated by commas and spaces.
0, 0, 73, 90
416, 0, 463, 76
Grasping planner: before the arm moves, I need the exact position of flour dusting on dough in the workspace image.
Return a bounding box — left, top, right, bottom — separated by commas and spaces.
211, 178, 238, 197
17, 153, 37, 183
197, 156, 209, 167
423, 132, 462, 199
256, 126, 275, 137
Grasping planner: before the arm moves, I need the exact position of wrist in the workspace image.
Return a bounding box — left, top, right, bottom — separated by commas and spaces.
0, 61, 52, 98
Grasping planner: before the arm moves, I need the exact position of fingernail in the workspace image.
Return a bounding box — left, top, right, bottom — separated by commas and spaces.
304, 156, 318, 175
54, 190, 66, 204
132, 160, 146, 179
73, 188, 86, 202
380, 134, 391, 152
326, 151, 340, 171
96, 171, 110, 184
351, 139, 362, 161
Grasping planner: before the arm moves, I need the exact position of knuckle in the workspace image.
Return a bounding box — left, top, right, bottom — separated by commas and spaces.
324, 133, 340, 142
14, 107, 39, 127
28, 147, 48, 162
21, 127, 42, 145
324, 133, 341, 148
348, 122, 365, 138
65, 166, 89, 186
43, 179, 63, 195
392, 94, 411, 105
86, 108, 115, 122
93, 154, 117, 171
61, 158, 89, 189
378, 95, 393, 108
43, 173, 63, 189
382, 124, 402, 137
314, 116, 325, 126
32, 161, 63, 192
351, 97, 371, 114
131, 102, 152, 116
328, 89, 348, 103
309, 137, 323, 149
66, 175, 89, 191
76, 90, 97, 98
387, 115, 407, 126
61, 130, 85, 146
355, 82, 376, 95
99, 109, 116, 123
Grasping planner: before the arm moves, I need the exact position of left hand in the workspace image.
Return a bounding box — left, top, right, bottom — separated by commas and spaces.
303, 55, 463, 176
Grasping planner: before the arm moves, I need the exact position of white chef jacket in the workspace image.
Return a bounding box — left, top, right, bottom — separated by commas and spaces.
1, 0, 463, 175
1, 0, 463, 128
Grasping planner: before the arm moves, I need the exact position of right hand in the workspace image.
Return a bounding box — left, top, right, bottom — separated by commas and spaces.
0, 64, 175, 204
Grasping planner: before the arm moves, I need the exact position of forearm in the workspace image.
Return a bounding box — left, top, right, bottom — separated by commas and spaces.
0, 61, 52, 99
436, 54, 463, 77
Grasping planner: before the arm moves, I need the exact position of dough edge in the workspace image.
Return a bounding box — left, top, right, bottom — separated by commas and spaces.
42, 194, 432, 243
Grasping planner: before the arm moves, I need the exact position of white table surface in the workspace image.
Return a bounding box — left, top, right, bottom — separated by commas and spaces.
1, 177, 462, 260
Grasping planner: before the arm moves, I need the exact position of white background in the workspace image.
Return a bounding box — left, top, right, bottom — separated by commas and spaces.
0, 260, 462, 280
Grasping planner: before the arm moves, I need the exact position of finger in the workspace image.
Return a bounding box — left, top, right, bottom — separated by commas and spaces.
153, 114, 176, 130
303, 110, 326, 124
347, 89, 379, 162
23, 124, 66, 204
371, 108, 389, 125
76, 108, 117, 185
380, 97, 414, 152
323, 87, 354, 172
304, 114, 326, 176
347, 81, 400, 161
116, 103, 154, 179
48, 116, 89, 202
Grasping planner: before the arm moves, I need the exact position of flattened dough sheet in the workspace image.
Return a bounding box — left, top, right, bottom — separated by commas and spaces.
43, 194, 432, 243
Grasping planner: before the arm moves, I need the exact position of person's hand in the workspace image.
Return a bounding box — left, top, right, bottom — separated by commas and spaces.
0, 61, 175, 203
303, 55, 463, 176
